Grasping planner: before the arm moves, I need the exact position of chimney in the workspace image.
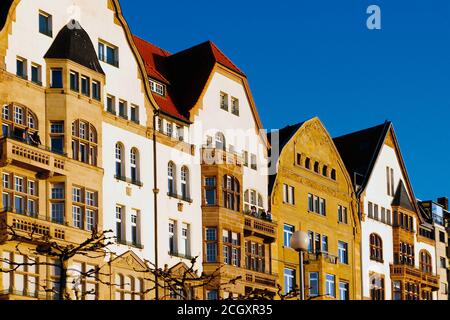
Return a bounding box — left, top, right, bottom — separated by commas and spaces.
437, 197, 449, 210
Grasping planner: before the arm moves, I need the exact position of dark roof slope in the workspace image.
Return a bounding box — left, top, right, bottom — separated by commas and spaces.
44, 21, 104, 74
392, 180, 414, 211
267, 122, 305, 195
133, 37, 245, 121
0, 0, 13, 32
333, 122, 391, 192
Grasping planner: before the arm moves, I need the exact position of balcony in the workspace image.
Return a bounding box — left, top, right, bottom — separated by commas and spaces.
244, 269, 278, 288
0, 136, 66, 176
244, 214, 277, 242
307, 251, 338, 265
201, 147, 243, 167
390, 264, 440, 290
0, 209, 92, 244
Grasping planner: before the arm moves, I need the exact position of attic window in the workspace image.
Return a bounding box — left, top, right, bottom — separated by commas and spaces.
39, 11, 52, 37
98, 41, 119, 67
150, 80, 165, 96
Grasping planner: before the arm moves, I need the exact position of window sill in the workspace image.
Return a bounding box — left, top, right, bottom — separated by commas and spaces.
117, 239, 144, 249
114, 175, 143, 187
370, 258, 384, 264
167, 192, 193, 203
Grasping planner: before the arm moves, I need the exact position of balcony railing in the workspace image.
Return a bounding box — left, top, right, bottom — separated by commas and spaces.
167, 192, 193, 203
0, 209, 91, 243
114, 175, 143, 187
244, 269, 277, 288
0, 288, 48, 300
201, 147, 243, 167
0, 135, 67, 175
390, 264, 440, 289
307, 251, 338, 265
244, 214, 277, 241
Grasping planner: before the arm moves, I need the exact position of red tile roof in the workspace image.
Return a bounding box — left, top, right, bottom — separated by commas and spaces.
132, 35, 245, 122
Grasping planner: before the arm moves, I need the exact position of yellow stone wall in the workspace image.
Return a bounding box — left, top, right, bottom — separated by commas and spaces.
270, 118, 361, 300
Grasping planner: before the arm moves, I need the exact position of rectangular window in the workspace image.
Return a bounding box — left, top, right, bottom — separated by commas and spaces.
182, 224, 190, 257
220, 92, 228, 111
231, 97, 239, 116
99, 42, 119, 67
206, 290, 218, 301
51, 122, 64, 134
308, 231, 314, 253
115, 206, 123, 242
81, 76, 90, 96
27, 180, 36, 196
440, 257, 447, 269
205, 177, 217, 206
70, 71, 79, 92
338, 205, 348, 224
16, 58, 26, 79
308, 194, 313, 212
326, 274, 336, 298
39, 11, 52, 37
14, 196, 24, 214
51, 184, 64, 199
338, 241, 348, 264
150, 80, 165, 96
381, 207, 386, 223
309, 272, 319, 297
86, 209, 96, 231
169, 220, 176, 254
130, 105, 139, 124
27, 199, 36, 216
14, 176, 23, 193
368, 202, 373, 219
86, 191, 96, 206
283, 224, 294, 247
322, 235, 328, 253
2, 173, 10, 189
106, 95, 115, 114
339, 282, 349, 300
51, 68, 63, 88
72, 206, 82, 229
206, 228, 217, 263
31, 64, 42, 85
131, 211, 138, 245
319, 198, 326, 216
119, 100, 127, 119
387, 209, 392, 225
284, 268, 296, 294
374, 204, 379, 220
72, 187, 81, 203
386, 166, 391, 196
251, 154, 257, 170
51, 203, 65, 224
92, 80, 101, 101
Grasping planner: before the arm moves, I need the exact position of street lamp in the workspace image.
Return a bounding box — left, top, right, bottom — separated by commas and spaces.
290, 231, 309, 300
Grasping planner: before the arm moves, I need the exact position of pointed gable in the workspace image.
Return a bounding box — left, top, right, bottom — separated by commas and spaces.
392, 180, 414, 211
44, 22, 104, 74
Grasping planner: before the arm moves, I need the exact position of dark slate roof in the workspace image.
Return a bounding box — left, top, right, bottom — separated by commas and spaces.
44, 21, 104, 74
333, 121, 391, 193
392, 180, 414, 211
416, 201, 433, 225
0, 0, 14, 31
133, 36, 245, 121
267, 122, 305, 195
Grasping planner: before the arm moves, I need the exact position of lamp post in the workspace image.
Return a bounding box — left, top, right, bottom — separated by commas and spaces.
290, 231, 309, 300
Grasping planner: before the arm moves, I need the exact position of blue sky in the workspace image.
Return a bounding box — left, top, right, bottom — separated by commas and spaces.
121, 0, 450, 201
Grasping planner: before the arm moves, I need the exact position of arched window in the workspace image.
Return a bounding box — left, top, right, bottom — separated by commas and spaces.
244, 189, 265, 214
314, 161, 319, 173
331, 169, 337, 181
223, 175, 240, 211
181, 166, 190, 200
305, 158, 311, 170
168, 162, 176, 195
370, 234, 383, 262
72, 120, 98, 166
130, 148, 140, 183
420, 250, 432, 274
1, 104, 38, 140
322, 165, 328, 177
215, 132, 226, 151
115, 143, 124, 178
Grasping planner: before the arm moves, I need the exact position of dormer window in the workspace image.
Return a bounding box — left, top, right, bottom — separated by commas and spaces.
150, 80, 165, 96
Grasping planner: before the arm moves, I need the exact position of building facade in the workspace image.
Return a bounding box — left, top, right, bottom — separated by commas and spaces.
335, 122, 440, 300
269, 118, 361, 300
419, 198, 449, 300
